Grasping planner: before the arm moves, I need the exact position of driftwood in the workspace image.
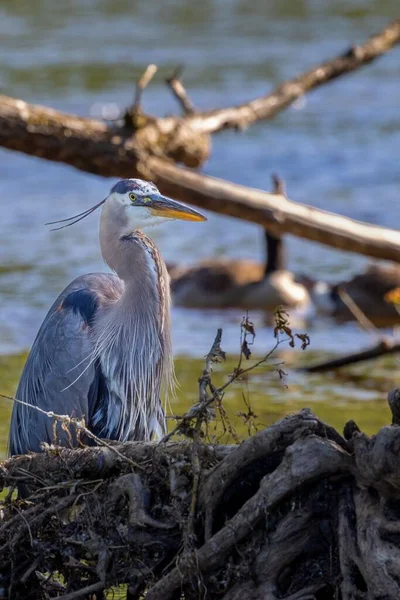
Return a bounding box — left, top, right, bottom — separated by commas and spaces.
1, 19, 400, 261
304, 337, 400, 372
2, 392, 400, 599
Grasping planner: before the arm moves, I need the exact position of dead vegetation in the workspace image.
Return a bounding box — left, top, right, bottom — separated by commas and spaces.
2, 17, 400, 600
1, 313, 400, 599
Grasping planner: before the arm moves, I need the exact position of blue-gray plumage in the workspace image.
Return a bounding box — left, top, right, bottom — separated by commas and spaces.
9, 179, 206, 456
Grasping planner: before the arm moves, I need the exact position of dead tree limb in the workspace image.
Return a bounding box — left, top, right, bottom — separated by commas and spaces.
2, 18, 400, 261
0, 404, 400, 600
303, 338, 400, 372
179, 17, 400, 133
166, 66, 196, 115
3, 400, 400, 599
147, 157, 400, 262
145, 434, 352, 600
1, 95, 400, 261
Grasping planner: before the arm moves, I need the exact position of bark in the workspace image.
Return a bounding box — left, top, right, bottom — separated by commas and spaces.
177, 18, 400, 133
1, 95, 400, 261
149, 158, 400, 262
303, 338, 400, 372
1, 19, 400, 261
2, 395, 400, 599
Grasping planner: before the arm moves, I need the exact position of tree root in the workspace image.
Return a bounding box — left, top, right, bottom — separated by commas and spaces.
2, 400, 400, 598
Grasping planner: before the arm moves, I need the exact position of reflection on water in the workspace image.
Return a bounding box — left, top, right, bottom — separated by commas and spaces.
1, 0, 400, 446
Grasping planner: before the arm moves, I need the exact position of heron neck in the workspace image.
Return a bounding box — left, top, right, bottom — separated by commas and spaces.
94, 229, 173, 442
99, 211, 169, 321
264, 231, 285, 276
119, 232, 168, 316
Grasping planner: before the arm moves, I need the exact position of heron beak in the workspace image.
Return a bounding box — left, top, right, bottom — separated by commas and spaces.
149, 195, 207, 222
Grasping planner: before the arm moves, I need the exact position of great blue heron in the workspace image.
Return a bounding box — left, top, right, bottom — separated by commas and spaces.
9, 179, 206, 456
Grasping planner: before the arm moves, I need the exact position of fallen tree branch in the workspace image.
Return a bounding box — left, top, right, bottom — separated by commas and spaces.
1, 95, 400, 261
198, 408, 349, 541
2, 400, 400, 599
49, 582, 104, 600
146, 435, 352, 600
303, 337, 400, 372
148, 157, 400, 262
166, 66, 196, 115
177, 17, 400, 133
0, 392, 141, 470
2, 19, 400, 261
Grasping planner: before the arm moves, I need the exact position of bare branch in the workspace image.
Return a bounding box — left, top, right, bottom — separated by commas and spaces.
337, 287, 381, 336
1, 93, 400, 261
161, 326, 285, 442
166, 66, 195, 115
302, 338, 400, 372
146, 436, 351, 600
0, 392, 141, 469
133, 64, 158, 112
271, 173, 286, 197
152, 156, 400, 262
182, 18, 400, 133
161, 328, 225, 442
49, 581, 104, 600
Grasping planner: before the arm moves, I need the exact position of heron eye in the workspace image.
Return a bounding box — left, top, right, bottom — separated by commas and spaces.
129, 193, 137, 203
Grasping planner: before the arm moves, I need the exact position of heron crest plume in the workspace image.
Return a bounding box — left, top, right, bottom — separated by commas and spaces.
45, 178, 205, 230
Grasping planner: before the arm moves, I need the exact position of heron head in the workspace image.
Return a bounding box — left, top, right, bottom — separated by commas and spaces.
105, 179, 206, 233
46, 178, 206, 232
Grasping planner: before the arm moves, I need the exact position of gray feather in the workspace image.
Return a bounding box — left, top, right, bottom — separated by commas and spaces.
9, 274, 120, 454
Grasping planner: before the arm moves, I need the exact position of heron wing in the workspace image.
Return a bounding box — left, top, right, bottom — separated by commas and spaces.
8, 273, 122, 455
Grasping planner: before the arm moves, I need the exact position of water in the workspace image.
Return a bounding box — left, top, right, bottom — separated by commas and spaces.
1, 0, 399, 453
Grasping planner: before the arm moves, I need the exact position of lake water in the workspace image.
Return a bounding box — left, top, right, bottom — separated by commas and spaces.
1, 0, 400, 455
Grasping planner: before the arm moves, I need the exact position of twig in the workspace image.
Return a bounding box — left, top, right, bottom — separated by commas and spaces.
0, 503, 42, 536
146, 435, 351, 600
167, 339, 281, 439
186, 422, 202, 546
199, 327, 226, 403
185, 18, 400, 133
161, 329, 225, 442
0, 393, 141, 470
337, 287, 381, 338
163, 316, 294, 444
2, 93, 400, 261
185, 330, 226, 543
303, 338, 400, 373
49, 581, 104, 600
0, 493, 77, 554
133, 64, 158, 112
20, 557, 40, 584
272, 173, 286, 197
166, 66, 195, 115
14, 505, 34, 547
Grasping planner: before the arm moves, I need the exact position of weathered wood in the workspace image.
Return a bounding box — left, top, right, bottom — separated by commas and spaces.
1, 95, 400, 261
2, 403, 400, 599
2, 19, 400, 262
303, 338, 400, 372
147, 157, 400, 262
179, 18, 400, 133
